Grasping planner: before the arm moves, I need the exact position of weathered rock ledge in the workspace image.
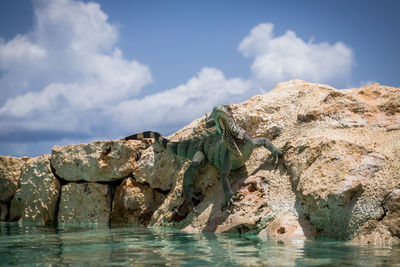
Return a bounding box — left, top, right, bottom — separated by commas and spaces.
1, 80, 399, 245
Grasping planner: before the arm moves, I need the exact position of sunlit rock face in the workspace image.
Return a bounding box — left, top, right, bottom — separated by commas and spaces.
58, 182, 112, 224
51, 140, 146, 182
111, 177, 166, 225
0, 156, 26, 203
144, 80, 399, 243
10, 155, 60, 223
1, 80, 399, 244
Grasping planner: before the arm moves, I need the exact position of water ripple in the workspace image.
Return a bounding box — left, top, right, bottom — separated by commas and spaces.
0, 222, 399, 266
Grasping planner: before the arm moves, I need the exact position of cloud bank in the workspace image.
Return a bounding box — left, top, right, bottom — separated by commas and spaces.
0, 0, 354, 157
238, 23, 353, 89
0, 0, 151, 130
110, 67, 252, 132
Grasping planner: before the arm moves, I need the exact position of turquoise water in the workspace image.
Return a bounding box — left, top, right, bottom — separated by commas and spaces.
1, 223, 399, 266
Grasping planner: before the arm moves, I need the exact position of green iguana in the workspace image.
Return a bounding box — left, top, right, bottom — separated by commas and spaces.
122, 105, 289, 213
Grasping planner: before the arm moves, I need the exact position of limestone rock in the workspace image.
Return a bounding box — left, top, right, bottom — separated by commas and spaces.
382, 189, 400, 237
10, 155, 60, 223
51, 140, 146, 182
354, 189, 400, 245
132, 146, 180, 191
0, 156, 27, 202
58, 183, 111, 223
111, 177, 166, 225
258, 213, 316, 240
147, 80, 400, 240
298, 83, 400, 128
150, 156, 297, 235
286, 138, 386, 239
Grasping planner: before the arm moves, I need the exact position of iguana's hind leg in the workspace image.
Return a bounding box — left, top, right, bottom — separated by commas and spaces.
220, 150, 235, 211
181, 151, 205, 214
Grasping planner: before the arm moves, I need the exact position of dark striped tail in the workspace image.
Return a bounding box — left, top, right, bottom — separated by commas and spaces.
123, 131, 169, 147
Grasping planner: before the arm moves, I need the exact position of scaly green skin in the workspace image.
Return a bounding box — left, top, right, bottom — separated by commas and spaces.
123, 105, 284, 213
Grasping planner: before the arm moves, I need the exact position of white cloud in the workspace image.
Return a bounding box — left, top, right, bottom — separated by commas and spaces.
0, 0, 151, 135
0, 35, 47, 67
110, 67, 253, 132
238, 23, 353, 89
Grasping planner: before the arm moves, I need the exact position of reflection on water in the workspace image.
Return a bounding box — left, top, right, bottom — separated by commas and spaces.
0, 222, 399, 266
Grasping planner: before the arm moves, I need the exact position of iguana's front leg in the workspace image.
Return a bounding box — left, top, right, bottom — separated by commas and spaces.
181, 151, 205, 214
252, 137, 283, 164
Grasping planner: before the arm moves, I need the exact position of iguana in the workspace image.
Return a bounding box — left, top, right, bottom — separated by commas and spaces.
122, 105, 288, 213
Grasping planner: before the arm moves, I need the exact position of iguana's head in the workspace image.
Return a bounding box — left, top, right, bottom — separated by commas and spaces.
212, 105, 245, 155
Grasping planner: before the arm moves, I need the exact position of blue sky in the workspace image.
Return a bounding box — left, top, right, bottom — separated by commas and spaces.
0, 0, 399, 157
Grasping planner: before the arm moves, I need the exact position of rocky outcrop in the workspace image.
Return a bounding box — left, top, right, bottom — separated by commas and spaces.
58, 183, 112, 223
10, 155, 60, 223
258, 212, 316, 240
141, 80, 400, 242
111, 177, 166, 225
0, 156, 27, 202
131, 146, 180, 191
51, 140, 147, 182
286, 138, 386, 239
0, 80, 398, 244
0, 156, 28, 221
354, 189, 400, 245
298, 83, 400, 128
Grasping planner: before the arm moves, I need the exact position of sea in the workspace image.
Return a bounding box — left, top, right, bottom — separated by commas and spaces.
1, 222, 399, 266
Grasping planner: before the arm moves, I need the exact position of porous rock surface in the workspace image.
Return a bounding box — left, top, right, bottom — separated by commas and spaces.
131, 146, 180, 191
111, 177, 166, 225
51, 140, 146, 182
0, 156, 28, 222
1, 80, 399, 244
10, 155, 60, 223
58, 183, 111, 223
353, 189, 400, 245
258, 212, 316, 240
0, 156, 27, 202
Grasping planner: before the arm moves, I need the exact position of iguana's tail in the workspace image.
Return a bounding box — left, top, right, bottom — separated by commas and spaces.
123, 131, 169, 148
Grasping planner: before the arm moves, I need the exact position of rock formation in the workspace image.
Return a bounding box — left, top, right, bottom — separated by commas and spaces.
10, 155, 60, 222
51, 140, 146, 182
58, 182, 112, 223
0, 80, 399, 244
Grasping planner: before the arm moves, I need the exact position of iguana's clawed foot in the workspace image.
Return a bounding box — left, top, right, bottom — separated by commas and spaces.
232, 191, 244, 201
270, 142, 294, 165
221, 192, 243, 212
175, 191, 182, 198
221, 199, 234, 212
192, 206, 199, 215
174, 190, 200, 216
281, 141, 294, 153
174, 202, 198, 217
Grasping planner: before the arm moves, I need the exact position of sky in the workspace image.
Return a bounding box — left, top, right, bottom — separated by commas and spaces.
0, 0, 399, 157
